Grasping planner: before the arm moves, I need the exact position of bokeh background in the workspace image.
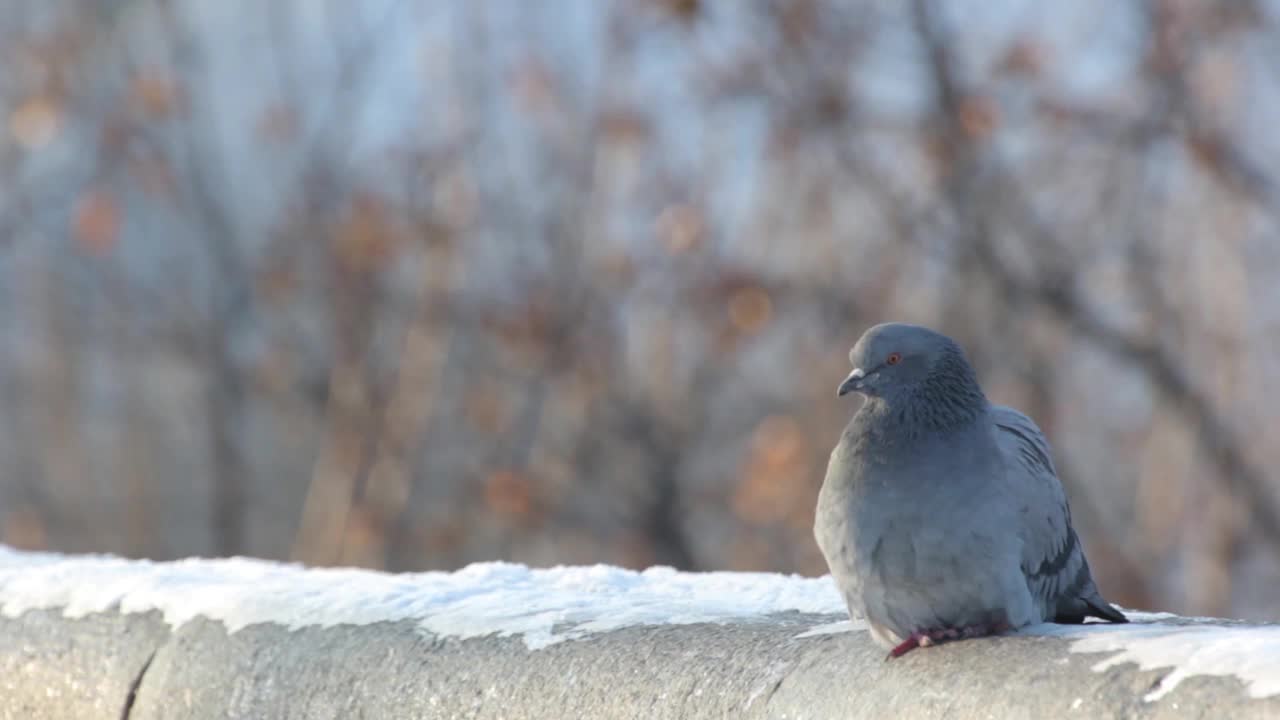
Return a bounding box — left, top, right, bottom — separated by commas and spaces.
1, 0, 1279, 621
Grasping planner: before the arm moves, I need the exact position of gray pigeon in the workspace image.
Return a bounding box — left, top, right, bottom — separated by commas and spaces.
815, 322, 1127, 658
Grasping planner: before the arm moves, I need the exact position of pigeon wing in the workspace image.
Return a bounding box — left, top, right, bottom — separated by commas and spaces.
990, 405, 1128, 624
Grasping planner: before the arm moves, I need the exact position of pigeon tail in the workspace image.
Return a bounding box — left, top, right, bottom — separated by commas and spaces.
1052, 591, 1128, 624
1083, 596, 1129, 624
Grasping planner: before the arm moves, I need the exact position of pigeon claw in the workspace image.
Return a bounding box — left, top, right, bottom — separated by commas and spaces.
885, 621, 1012, 660
887, 633, 922, 659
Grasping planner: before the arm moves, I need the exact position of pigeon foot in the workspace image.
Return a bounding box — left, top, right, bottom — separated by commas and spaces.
886, 620, 1012, 659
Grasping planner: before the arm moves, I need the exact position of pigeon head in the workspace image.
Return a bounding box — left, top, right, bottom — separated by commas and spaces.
837, 323, 982, 408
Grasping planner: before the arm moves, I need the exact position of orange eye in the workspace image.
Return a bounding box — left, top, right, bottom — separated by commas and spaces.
886, 352, 902, 366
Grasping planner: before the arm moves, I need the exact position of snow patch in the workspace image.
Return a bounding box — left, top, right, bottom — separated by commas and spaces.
0, 546, 844, 649
794, 619, 864, 638
1028, 616, 1280, 700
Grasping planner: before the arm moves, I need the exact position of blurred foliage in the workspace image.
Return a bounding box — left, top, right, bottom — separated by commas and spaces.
1, 0, 1280, 621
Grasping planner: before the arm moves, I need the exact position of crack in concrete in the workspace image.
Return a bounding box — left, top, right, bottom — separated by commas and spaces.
119, 650, 156, 720
762, 669, 789, 710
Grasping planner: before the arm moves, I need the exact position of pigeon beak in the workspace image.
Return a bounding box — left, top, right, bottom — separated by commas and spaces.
837, 368, 866, 397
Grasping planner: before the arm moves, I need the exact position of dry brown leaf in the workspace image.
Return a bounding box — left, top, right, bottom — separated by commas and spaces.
73, 190, 121, 256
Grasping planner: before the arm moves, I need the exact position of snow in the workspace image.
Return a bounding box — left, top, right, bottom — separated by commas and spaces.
1034, 617, 1280, 700
793, 619, 863, 638
0, 546, 843, 650
1, 546, 1277, 701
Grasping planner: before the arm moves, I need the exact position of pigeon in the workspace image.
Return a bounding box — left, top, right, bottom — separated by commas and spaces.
814, 322, 1127, 659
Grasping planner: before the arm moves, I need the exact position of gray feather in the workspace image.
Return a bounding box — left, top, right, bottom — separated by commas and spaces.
991, 405, 1127, 625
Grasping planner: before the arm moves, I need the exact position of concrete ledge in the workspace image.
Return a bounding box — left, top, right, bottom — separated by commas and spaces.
1, 549, 1277, 719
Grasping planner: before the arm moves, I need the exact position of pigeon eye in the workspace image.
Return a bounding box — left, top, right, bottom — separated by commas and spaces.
886, 352, 902, 366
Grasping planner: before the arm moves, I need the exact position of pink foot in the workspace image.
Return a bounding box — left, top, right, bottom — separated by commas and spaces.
888, 632, 924, 659
886, 621, 1012, 660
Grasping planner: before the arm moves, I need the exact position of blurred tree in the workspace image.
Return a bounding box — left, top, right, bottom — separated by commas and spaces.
0, 0, 1278, 621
